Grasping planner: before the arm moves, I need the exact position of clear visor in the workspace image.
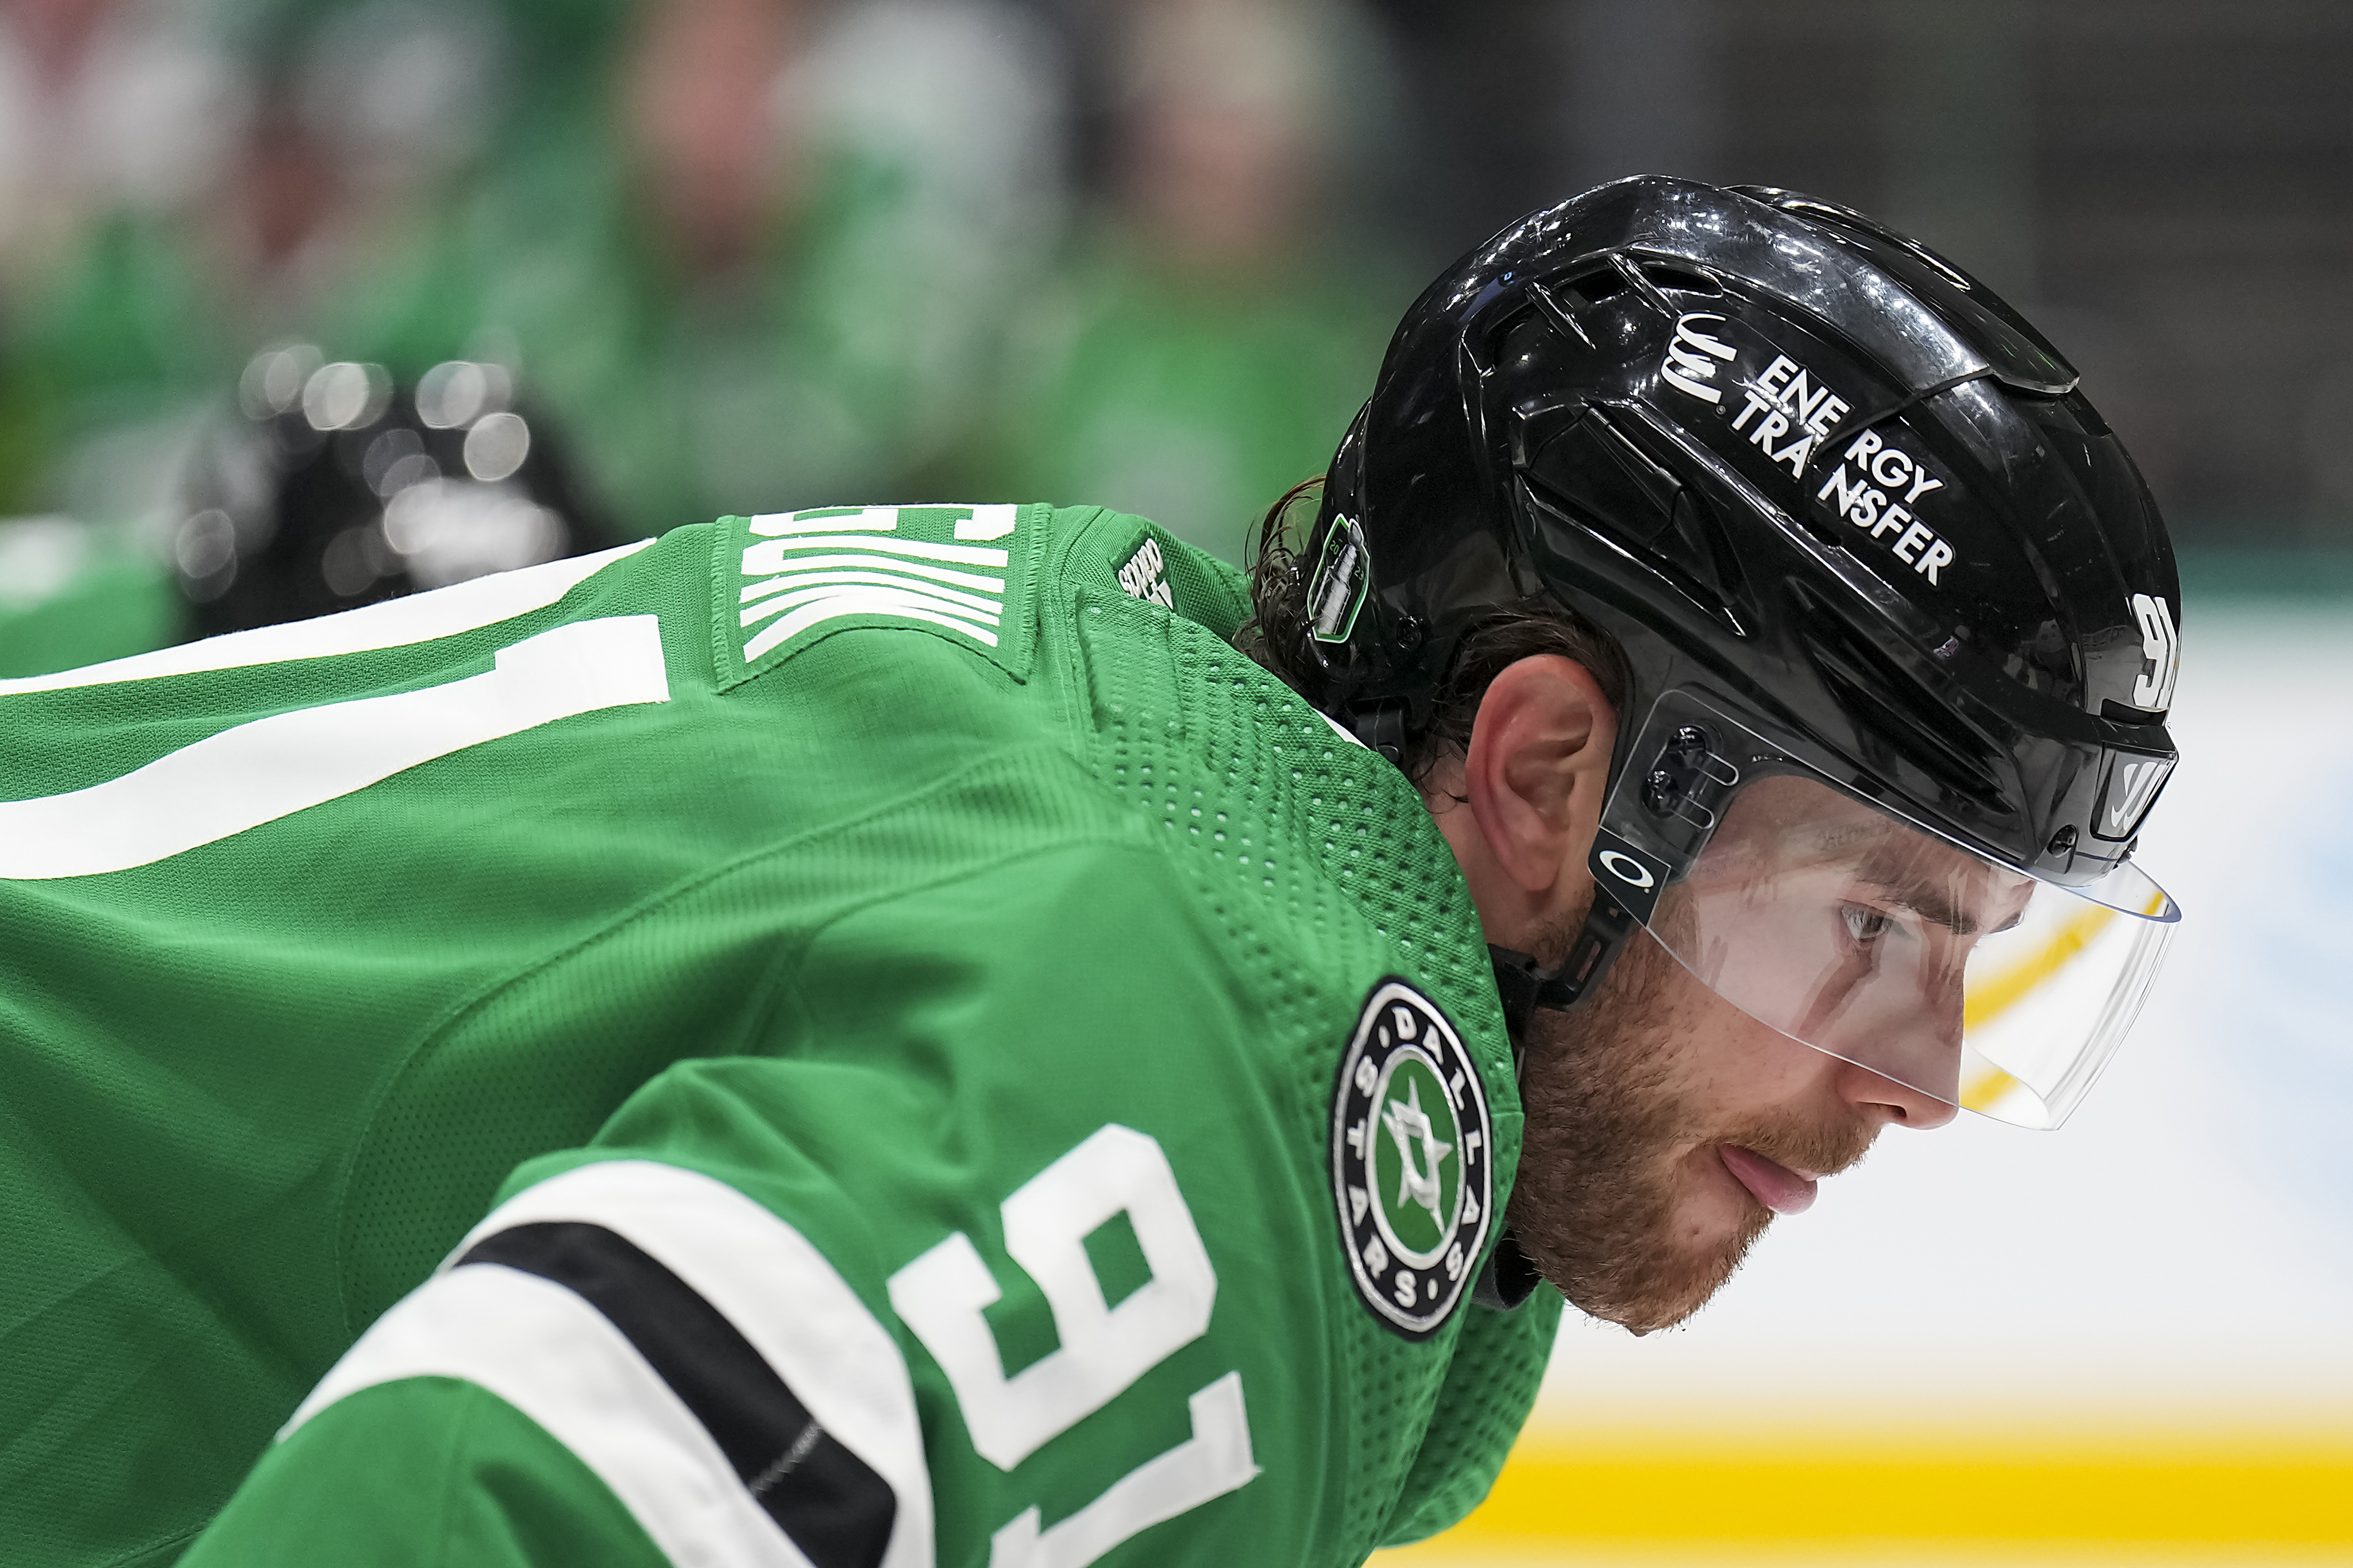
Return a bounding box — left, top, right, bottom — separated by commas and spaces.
1642, 774, 2176, 1129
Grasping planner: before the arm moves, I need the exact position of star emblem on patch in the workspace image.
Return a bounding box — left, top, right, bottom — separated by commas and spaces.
1330, 979, 1494, 1338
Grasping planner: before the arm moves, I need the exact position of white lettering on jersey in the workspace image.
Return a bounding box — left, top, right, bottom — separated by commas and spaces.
892, 1125, 1219, 1469
0, 616, 669, 879
954, 505, 1020, 542
2130, 592, 2180, 712
890, 1125, 1256, 1564
986, 1374, 1255, 1568
739, 506, 1014, 661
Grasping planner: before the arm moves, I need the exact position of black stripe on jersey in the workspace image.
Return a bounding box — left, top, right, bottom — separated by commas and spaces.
457, 1221, 894, 1568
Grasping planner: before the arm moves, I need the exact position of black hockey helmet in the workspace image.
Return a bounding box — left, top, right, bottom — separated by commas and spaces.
1295, 177, 2182, 1127
174, 345, 622, 637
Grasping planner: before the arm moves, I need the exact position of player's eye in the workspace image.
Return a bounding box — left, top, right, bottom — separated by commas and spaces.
1841, 904, 1895, 945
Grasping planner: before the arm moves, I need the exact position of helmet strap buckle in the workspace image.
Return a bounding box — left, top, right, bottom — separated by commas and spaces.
1486, 890, 1642, 1055
1348, 700, 1408, 765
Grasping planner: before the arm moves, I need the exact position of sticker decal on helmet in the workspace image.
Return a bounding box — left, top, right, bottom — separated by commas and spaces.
1331, 980, 1494, 1339
2093, 750, 2174, 842
2105, 759, 2166, 835
2129, 592, 2180, 712
1309, 515, 1371, 644
1728, 350, 1855, 479
1660, 312, 1737, 403
1642, 303, 1970, 590
1658, 312, 1970, 592
1813, 428, 1956, 585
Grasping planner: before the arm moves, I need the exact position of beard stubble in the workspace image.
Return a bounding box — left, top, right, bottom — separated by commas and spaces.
1505, 926, 1875, 1335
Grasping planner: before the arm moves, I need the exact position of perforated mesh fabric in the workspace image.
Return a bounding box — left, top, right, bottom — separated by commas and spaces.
1380, 1287, 1563, 1544
1063, 517, 1557, 1560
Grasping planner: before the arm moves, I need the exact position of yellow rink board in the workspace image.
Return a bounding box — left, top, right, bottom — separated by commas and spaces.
1376, 1424, 2353, 1559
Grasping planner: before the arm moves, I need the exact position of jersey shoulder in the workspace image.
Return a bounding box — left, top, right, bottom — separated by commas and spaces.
713, 500, 1249, 692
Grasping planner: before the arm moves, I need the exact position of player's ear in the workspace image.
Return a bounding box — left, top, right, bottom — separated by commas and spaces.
1460, 656, 1616, 898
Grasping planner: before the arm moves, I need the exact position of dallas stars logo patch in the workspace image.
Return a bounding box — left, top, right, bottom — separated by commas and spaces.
1330, 979, 1494, 1338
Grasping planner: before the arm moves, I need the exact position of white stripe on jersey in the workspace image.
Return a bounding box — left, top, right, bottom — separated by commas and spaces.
0, 616, 669, 879
0, 538, 654, 696
448, 1161, 936, 1568
284, 1262, 815, 1568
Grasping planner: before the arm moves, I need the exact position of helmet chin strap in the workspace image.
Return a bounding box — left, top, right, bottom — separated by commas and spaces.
1473, 891, 1641, 1316
1486, 889, 1642, 1055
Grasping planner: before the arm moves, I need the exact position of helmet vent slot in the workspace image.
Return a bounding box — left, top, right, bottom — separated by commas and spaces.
1792, 593, 2007, 808
1552, 266, 1629, 308
1518, 402, 1748, 633
1637, 260, 1719, 296
1521, 407, 1679, 547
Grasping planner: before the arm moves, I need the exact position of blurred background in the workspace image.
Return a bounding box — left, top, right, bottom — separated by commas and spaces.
2, 0, 2350, 1561
3, 0, 2351, 659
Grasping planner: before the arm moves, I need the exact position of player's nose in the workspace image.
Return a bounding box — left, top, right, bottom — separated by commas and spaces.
1834, 1057, 1959, 1130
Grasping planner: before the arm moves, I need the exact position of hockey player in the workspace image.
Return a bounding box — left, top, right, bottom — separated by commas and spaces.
0, 179, 2181, 1568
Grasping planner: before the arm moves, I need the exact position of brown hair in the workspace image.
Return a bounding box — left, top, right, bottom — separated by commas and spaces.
1235, 478, 1630, 791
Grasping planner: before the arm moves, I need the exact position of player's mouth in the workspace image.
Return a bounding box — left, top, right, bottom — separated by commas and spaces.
1716, 1144, 1819, 1215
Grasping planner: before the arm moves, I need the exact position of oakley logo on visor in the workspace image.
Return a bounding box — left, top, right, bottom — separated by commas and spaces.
1597, 849, 1656, 889
1590, 829, 1671, 922
1660, 313, 1736, 403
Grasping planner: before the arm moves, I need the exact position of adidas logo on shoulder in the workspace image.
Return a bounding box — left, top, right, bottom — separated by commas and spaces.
1116, 535, 1174, 608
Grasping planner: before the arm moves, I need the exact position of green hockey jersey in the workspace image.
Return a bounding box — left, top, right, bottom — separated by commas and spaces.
0, 503, 1561, 1568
